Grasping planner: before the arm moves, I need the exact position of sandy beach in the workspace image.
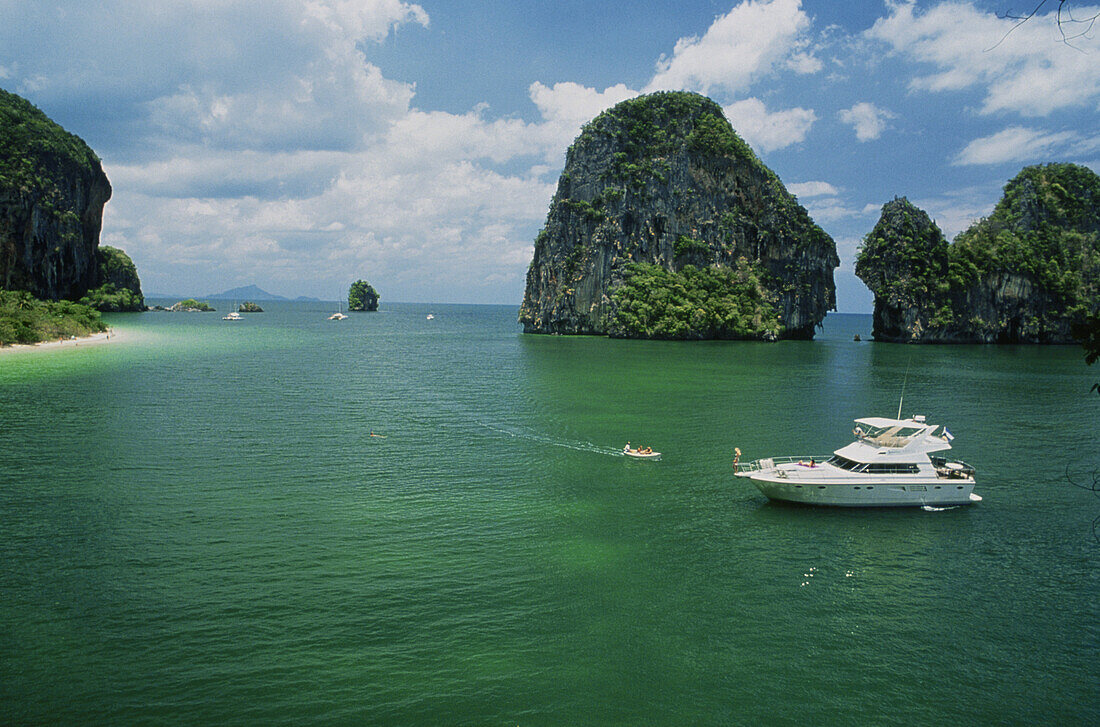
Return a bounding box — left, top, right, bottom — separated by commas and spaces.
0, 328, 125, 355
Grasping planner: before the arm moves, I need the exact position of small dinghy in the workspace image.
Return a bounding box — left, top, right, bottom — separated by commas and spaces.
623, 445, 661, 461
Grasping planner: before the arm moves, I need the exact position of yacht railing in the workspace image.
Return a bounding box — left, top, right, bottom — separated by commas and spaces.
930, 456, 976, 479
736, 456, 832, 474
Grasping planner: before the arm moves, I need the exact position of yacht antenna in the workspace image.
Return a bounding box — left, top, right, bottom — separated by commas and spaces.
897, 360, 910, 420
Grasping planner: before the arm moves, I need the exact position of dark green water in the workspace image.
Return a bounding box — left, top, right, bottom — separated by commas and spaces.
2, 303, 1097, 725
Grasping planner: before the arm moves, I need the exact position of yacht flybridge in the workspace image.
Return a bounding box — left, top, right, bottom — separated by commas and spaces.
735, 416, 981, 507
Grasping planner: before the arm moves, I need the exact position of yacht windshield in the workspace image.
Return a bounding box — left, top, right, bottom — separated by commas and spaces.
855, 423, 927, 447
827, 455, 919, 474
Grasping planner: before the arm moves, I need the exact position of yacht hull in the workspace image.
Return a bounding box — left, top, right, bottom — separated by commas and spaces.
750, 477, 978, 507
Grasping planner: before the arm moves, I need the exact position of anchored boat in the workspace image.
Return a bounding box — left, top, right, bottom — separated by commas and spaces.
735, 415, 980, 507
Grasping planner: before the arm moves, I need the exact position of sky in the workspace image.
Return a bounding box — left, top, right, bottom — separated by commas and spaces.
2, 0, 1098, 310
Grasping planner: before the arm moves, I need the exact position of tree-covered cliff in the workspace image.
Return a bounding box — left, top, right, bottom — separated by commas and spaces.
348, 280, 379, 311
0, 88, 112, 301
856, 164, 1099, 343
519, 91, 838, 339
80, 246, 145, 311
855, 198, 952, 340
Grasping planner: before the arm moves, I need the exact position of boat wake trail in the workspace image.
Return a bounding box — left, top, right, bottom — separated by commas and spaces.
476, 422, 623, 457
921, 504, 960, 512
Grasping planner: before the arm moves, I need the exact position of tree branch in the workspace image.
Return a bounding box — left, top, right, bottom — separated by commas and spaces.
990, 0, 1099, 51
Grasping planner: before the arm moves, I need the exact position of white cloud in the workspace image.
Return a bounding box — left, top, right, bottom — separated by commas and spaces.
646, 0, 816, 94
3, 1, 572, 301
528, 82, 640, 162
953, 126, 1078, 165
529, 82, 638, 129
303, 0, 429, 40
723, 98, 816, 152
911, 185, 1004, 239
786, 51, 823, 74
789, 181, 839, 198
867, 1, 1100, 117
838, 102, 894, 141
802, 199, 863, 224
2, 1, 429, 155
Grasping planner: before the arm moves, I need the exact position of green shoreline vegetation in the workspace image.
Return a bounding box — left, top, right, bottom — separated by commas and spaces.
0, 290, 106, 346
612, 261, 780, 339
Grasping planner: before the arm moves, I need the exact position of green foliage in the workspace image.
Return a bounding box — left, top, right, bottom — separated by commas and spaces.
0, 87, 101, 198
239, 301, 264, 313
579, 91, 759, 193
97, 246, 140, 285
561, 198, 606, 223
1070, 312, 1100, 395
599, 187, 623, 205
0, 290, 106, 345
563, 241, 589, 280
80, 283, 144, 312
172, 299, 215, 311
686, 113, 755, 161
858, 166, 1099, 342
673, 235, 709, 258
78, 246, 145, 311
991, 163, 1100, 232
612, 261, 780, 339
348, 279, 379, 311
855, 197, 950, 302
950, 164, 1099, 315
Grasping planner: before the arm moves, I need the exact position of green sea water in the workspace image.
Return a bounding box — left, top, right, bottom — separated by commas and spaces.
1, 302, 1097, 725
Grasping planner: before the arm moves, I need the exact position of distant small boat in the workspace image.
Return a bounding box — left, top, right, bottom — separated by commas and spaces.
624, 445, 661, 460
223, 311, 242, 321
426, 314, 435, 320
328, 312, 348, 320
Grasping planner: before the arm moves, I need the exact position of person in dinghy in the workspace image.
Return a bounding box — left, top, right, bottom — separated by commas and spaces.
623, 442, 661, 460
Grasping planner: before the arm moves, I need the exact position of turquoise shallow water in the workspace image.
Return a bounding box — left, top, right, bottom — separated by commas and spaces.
1, 303, 1098, 725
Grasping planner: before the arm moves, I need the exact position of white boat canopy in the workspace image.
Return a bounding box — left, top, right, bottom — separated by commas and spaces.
844, 416, 953, 460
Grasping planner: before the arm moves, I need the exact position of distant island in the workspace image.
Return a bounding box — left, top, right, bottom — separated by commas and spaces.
168, 299, 215, 312
856, 163, 1099, 344
348, 280, 379, 311
519, 91, 837, 340
238, 301, 264, 313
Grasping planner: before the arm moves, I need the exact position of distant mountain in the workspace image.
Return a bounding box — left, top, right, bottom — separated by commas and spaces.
206, 285, 287, 301
149, 289, 326, 303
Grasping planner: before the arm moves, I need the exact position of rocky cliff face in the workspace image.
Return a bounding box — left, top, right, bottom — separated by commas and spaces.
856, 164, 1099, 343
0, 88, 113, 302
519, 91, 838, 339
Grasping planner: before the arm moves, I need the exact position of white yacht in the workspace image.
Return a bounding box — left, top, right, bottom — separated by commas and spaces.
223, 311, 242, 321
735, 415, 981, 507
